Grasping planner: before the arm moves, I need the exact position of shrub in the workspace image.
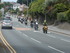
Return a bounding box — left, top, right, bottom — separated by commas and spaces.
57, 9, 70, 23
57, 12, 67, 22
66, 9, 70, 23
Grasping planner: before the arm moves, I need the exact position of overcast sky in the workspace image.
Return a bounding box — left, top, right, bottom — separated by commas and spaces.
3, 0, 17, 2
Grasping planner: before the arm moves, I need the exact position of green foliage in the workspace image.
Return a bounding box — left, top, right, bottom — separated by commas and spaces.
29, 0, 45, 13
66, 9, 70, 23
0, 11, 2, 17
17, 0, 23, 4
15, 8, 20, 14
0, 4, 4, 9
26, 0, 70, 23
17, 0, 35, 5
4, 2, 13, 6
57, 12, 67, 21
54, 3, 68, 12
57, 9, 70, 23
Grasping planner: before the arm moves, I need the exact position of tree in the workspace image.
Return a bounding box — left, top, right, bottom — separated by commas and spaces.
27, 0, 70, 24
0, 4, 4, 9
0, 11, 2, 17
17, 0, 35, 5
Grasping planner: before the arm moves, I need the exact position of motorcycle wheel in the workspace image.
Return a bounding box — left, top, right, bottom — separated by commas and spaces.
46, 30, 47, 33
43, 28, 45, 33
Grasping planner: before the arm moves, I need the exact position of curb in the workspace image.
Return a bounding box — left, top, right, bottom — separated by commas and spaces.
49, 29, 70, 36
39, 25, 70, 36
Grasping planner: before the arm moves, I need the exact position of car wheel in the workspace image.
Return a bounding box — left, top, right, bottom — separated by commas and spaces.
2, 27, 4, 29
10, 27, 12, 29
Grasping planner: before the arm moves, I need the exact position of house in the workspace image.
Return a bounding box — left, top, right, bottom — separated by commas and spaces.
1, 0, 4, 3
12, 3, 21, 10
19, 4, 29, 11
12, 3, 29, 12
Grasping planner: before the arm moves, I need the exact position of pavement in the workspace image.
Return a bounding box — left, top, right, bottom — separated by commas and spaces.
39, 25, 70, 35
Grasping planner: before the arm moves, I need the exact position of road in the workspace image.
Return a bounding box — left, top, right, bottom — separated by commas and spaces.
1, 17, 70, 53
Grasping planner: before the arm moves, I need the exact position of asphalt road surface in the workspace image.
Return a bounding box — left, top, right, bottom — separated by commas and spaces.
1, 17, 70, 53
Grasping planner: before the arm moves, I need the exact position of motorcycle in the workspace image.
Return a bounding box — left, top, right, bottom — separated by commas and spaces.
25, 22, 27, 25
20, 18, 24, 23
34, 22, 38, 30
30, 23, 33, 28
30, 21, 34, 28
43, 26, 48, 33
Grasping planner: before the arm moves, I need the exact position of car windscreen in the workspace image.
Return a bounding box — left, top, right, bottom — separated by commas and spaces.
3, 20, 11, 23
3, 18, 12, 21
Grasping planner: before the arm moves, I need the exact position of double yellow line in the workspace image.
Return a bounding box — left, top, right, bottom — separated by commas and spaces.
0, 31, 16, 53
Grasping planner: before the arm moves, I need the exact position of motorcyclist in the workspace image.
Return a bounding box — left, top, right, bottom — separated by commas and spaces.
43, 20, 47, 26
43, 20, 48, 33
24, 18, 28, 25
34, 20, 38, 30
20, 18, 24, 23
30, 20, 34, 28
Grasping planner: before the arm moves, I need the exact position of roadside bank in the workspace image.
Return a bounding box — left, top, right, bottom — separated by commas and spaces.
0, 38, 10, 53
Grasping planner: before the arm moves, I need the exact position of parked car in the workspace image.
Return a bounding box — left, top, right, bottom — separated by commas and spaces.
1, 20, 13, 29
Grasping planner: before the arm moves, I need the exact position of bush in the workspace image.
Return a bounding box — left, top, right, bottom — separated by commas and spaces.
57, 9, 70, 23
57, 12, 67, 22
66, 9, 70, 23
0, 11, 2, 20
54, 3, 68, 12
0, 11, 2, 17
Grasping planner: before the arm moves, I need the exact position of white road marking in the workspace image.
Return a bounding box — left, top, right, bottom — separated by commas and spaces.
14, 29, 29, 37
38, 31, 56, 38
48, 32, 51, 33
34, 31, 39, 32
23, 33, 28, 37
48, 46, 65, 53
47, 35, 56, 38
31, 38, 41, 43
61, 39, 70, 42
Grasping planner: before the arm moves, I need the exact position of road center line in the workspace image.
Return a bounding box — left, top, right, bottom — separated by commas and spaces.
34, 31, 39, 32
48, 46, 65, 53
23, 33, 28, 37
61, 39, 70, 42
47, 35, 56, 38
31, 38, 41, 43
38, 31, 56, 38
14, 29, 29, 38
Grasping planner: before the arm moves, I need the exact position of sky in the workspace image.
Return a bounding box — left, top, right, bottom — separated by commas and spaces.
3, 0, 17, 2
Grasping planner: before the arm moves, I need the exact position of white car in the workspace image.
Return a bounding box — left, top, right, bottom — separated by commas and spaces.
1, 20, 13, 29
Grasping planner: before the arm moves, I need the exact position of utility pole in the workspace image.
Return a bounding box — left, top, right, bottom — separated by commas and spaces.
45, 0, 46, 20
1, 8, 4, 18
31, 0, 32, 3
27, 0, 28, 17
